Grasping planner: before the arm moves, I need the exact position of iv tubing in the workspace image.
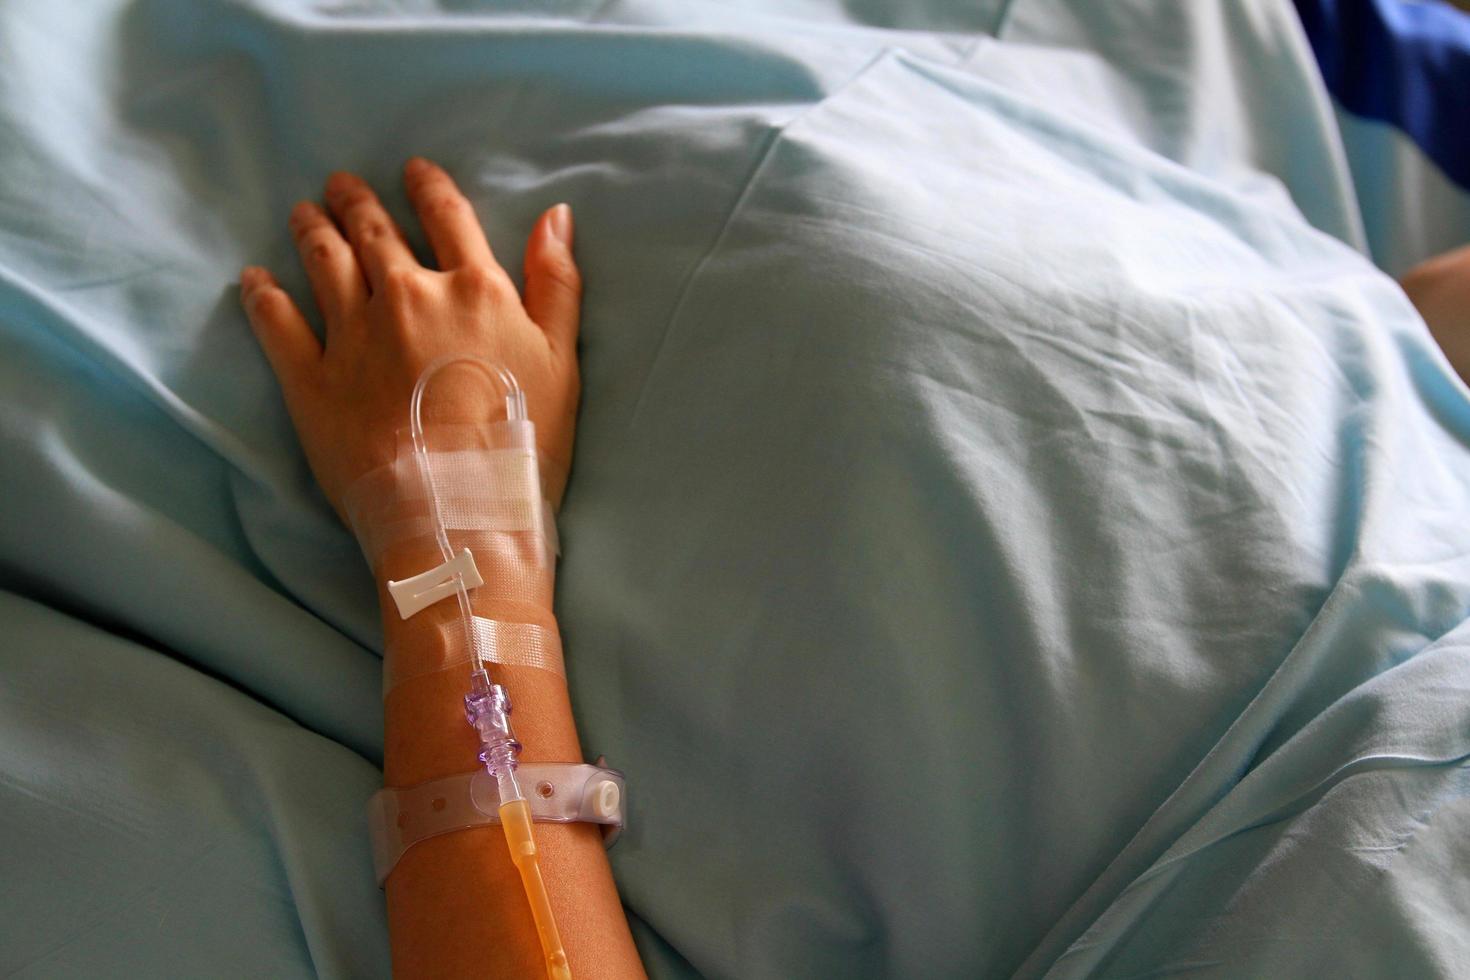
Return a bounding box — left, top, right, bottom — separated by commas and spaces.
407, 354, 571, 980
408, 355, 527, 682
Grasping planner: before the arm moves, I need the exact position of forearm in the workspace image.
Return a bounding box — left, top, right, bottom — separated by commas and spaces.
378, 548, 644, 979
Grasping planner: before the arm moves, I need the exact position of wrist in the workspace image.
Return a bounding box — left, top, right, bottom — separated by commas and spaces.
384, 659, 583, 787
340, 421, 575, 787
345, 418, 563, 682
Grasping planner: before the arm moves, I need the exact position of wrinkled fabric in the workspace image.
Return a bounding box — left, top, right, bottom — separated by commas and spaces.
2, 1, 1468, 977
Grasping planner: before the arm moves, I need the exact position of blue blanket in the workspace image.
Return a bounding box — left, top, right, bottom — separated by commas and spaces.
3, 1, 1469, 977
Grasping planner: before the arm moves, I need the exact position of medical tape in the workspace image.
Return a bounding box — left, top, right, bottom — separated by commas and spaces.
347, 434, 552, 546
341, 422, 562, 699
384, 615, 566, 697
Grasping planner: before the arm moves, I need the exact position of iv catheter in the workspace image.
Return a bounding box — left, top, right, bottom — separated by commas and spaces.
407, 353, 571, 980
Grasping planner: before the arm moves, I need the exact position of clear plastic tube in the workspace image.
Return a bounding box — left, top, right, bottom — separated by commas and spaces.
409, 354, 528, 679
407, 354, 570, 980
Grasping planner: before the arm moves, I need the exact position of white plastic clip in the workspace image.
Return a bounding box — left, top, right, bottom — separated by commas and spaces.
387, 548, 484, 620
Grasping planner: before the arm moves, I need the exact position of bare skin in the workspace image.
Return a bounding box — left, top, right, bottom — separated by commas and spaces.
239, 158, 646, 979
1401, 243, 1470, 387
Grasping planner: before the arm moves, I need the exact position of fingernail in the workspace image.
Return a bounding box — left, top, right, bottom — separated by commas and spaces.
548, 203, 573, 247
289, 201, 314, 227
405, 156, 431, 177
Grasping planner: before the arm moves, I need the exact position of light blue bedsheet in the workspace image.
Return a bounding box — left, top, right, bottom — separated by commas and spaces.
3, 1, 1468, 977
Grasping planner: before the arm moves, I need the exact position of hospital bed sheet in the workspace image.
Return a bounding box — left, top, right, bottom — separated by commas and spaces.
2, 1, 1468, 976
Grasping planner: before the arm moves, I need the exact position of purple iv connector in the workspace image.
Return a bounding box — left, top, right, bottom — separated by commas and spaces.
464, 667, 525, 804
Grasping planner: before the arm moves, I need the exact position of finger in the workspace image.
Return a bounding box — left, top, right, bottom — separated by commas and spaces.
323, 171, 419, 292
522, 203, 582, 354
402, 157, 497, 271
288, 200, 367, 333
239, 266, 321, 409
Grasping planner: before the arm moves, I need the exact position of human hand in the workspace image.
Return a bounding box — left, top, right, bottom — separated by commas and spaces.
1401, 243, 1470, 387
238, 157, 581, 523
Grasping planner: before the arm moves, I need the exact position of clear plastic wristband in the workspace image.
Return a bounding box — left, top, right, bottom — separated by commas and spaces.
367, 761, 626, 887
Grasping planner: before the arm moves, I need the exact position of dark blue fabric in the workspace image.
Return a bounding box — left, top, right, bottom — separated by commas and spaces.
1295, 0, 1470, 190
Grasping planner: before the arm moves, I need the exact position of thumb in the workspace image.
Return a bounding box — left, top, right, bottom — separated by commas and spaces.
522, 203, 581, 354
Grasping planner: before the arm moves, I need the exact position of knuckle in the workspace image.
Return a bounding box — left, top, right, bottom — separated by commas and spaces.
423, 193, 468, 223
538, 254, 582, 295
455, 265, 514, 301
380, 266, 428, 302
301, 231, 338, 264
356, 217, 390, 242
